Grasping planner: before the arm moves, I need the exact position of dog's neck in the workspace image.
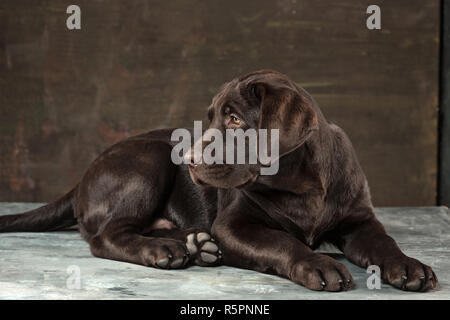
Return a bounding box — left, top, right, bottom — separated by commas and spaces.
253, 120, 334, 197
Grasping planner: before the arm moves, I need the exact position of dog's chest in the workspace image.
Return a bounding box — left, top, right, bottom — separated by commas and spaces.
268, 193, 332, 247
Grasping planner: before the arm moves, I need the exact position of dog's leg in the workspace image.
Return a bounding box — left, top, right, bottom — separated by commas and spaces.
146, 228, 222, 266
89, 218, 191, 269
212, 208, 354, 292
334, 214, 438, 291
76, 141, 201, 269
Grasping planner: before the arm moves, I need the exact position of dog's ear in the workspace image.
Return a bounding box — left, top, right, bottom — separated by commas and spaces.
247, 76, 319, 160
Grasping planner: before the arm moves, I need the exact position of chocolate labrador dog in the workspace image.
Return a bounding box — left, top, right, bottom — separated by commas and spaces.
0, 70, 437, 292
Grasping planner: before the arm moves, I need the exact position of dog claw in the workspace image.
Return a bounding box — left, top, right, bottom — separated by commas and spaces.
171, 258, 184, 269
156, 258, 169, 268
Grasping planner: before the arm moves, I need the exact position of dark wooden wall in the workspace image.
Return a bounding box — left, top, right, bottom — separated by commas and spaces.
0, 0, 440, 206
440, 0, 450, 207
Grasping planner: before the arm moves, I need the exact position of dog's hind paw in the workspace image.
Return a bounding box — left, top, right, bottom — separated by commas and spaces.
186, 231, 222, 266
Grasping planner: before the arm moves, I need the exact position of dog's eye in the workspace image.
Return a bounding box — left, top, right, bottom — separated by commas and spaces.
230, 115, 241, 125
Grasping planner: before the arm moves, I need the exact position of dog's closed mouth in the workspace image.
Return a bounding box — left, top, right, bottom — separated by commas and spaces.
188, 166, 206, 186
236, 174, 259, 189
189, 165, 233, 185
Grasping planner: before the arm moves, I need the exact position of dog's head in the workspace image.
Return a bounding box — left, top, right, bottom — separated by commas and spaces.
186, 70, 319, 189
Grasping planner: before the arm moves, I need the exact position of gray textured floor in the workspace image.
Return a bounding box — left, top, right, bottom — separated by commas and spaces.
0, 203, 449, 300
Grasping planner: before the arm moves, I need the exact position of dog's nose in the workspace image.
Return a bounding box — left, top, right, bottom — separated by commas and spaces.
184, 149, 200, 168
184, 138, 204, 165
184, 149, 199, 165
183, 150, 192, 164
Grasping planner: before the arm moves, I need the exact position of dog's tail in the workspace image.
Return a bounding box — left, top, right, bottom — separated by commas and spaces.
0, 187, 77, 232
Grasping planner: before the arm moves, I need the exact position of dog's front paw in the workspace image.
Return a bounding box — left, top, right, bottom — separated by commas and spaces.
290, 254, 354, 292
186, 231, 222, 266
381, 255, 438, 291
141, 238, 190, 269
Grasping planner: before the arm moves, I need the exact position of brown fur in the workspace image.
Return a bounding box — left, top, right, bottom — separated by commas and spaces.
0, 70, 437, 292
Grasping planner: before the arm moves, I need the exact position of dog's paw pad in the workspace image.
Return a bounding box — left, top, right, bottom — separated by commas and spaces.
186, 231, 221, 266
197, 232, 211, 242
186, 233, 198, 255
200, 252, 218, 263
201, 241, 218, 253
